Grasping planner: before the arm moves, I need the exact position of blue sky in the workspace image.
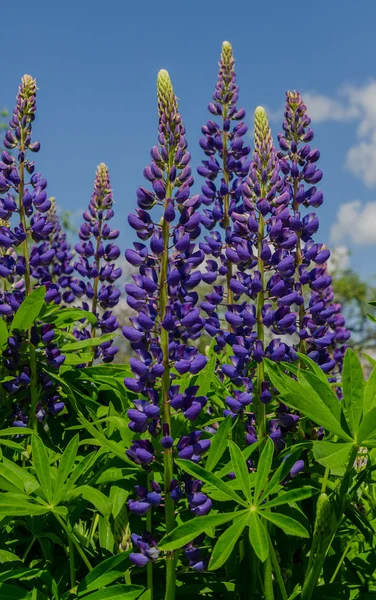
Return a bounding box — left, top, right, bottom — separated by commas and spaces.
2, 0, 376, 277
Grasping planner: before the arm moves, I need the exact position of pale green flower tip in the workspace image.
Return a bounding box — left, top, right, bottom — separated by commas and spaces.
157, 69, 173, 93
221, 41, 233, 63
255, 106, 269, 129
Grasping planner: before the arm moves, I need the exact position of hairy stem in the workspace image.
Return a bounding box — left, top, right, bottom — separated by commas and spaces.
268, 538, 287, 600
159, 176, 176, 600
146, 472, 154, 599
222, 104, 233, 312
256, 200, 266, 438
264, 554, 274, 600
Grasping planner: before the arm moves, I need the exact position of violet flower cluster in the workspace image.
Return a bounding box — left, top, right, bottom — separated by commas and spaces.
73, 163, 122, 362
0, 76, 67, 423
32, 198, 75, 304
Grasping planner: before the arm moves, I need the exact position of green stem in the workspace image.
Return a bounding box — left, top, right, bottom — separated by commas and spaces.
264, 554, 274, 600
55, 514, 93, 572
22, 536, 36, 562
146, 472, 154, 599
268, 538, 287, 600
301, 446, 358, 600
329, 533, 355, 584
292, 168, 305, 355
256, 205, 266, 438
68, 535, 76, 588
159, 179, 176, 600
18, 127, 39, 431
86, 513, 99, 548
222, 105, 233, 312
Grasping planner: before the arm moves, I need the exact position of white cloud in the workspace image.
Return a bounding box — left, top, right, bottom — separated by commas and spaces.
330, 200, 376, 245
327, 245, 350, 273
302, 92, 360, 123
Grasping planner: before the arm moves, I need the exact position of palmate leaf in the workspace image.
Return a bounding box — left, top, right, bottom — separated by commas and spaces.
228, 441, 252, 503
158, 510, 247, 550
61, 333, 117, 352
265, 359, 352, 441
175, 459, 249, 507
11, 286, 46, 332
254, 437, 274, 503
1, 457, 39, 495
356, 405, 376, 445
205, 415, 232, 472
313, 441, 355, 474
53, 435, 79, 505
78, 585, 144, 600
0, 318, 8, 350
68, 485, 112, 517
259, 450, 304, 502
0, 582, 33, 599
260, 510, 309, 537
0, 493, 50, 516
342, 348, 364, 435
209, 511, 249, 570
31, 435, 53, 503
364, 366, 376, 414
77, 552, 131, 595
248, 512, 269, 562
261, 486, 318, 509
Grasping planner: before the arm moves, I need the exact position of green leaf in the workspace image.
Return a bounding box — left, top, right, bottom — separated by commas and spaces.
47, 307, 97, 327
32, 435, 53, 503
77, 416, 135, 466
228, 441, 252, 504
342, 348, 364, 434
1, 458, 39, 495
0, 427, 34, 437
205, 415, 232, 472
53, 435, 79, 504
248, 512, 268, 562
259, 451, 303, 502
0, 318, 8, 350
299, 371, 341, 422
11, 286, 46, 332
61, 333, 117, 352
261, 511, 309, 537
0, 582, 33, 599
262, 487, 318, 508
0, 493, 50, 516
209, 511, 249, 570
313, 441, 354, 475
78, 585, 144, 600
69, 485, 112, 517
357, 405, 376, 445
266, 359, 352, 441
254, 437, 274, 503
158, 511, 247, 550
175, 459, 249, 507
364, 367, 376, 414
195, 354, 216, 397
77, 552, 131, 594
296, 352, 330, 383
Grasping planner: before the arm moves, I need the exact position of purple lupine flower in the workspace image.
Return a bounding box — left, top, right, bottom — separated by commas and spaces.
277, 91, 350, 376
0, 76, 54, 315
73, 164, 121, 362
123, 70, 208, 474
32, 198, 75, 304
129, 532, 160, 567
198, 41, 250, 309
128, 480, 162, 515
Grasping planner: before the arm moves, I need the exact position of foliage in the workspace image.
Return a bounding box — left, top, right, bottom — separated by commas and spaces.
0, 43, 375, 600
